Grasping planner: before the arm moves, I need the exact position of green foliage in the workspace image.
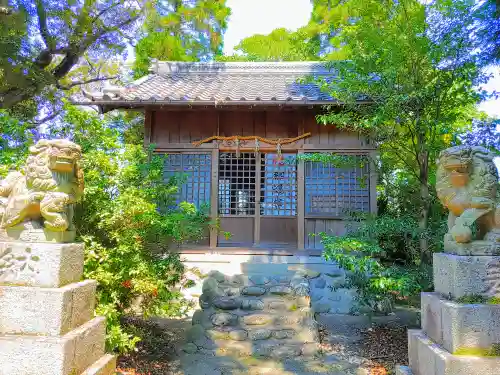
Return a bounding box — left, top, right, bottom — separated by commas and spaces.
134, 0, 231, 76
309, 0, 489, 261
321, 214, 436, 313
55, 106, 209, 353
0, 110, 32, 174
0, 1, 141, 112
218, 27, 319, 62
296, 153, 366, 169
323, 235, 432, 313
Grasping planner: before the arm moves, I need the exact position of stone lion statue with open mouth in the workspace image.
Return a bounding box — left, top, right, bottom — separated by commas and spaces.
0, 139, 84, 236
436, 145, 500, 244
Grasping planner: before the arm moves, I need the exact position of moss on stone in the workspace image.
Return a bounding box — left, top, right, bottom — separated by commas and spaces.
454, 294, 500, 305
454, 344, 500, 357
455, 294, 488, 304
487, 296, 500, 305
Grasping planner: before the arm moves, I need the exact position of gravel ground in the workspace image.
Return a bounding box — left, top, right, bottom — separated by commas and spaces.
115, 312, 414, 375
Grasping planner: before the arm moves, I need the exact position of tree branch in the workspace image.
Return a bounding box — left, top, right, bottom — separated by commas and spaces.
91, 2, 120, 23
31, 110, 63, 125
56, 75, 119, 90
35, 0, 55, 50
52, 15, 139, 80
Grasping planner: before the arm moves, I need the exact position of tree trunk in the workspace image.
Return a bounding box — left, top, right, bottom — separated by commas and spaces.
418, 150, 430, 264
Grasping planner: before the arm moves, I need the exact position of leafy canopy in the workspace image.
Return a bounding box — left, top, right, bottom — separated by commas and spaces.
134, 0, 230, 76
0, 0, 143, 115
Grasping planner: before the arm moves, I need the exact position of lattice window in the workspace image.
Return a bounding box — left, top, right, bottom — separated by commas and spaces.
260, 154, 297, 216
305, 155, 370, 216
218, 152, 256, 215
163, 153, 211, 209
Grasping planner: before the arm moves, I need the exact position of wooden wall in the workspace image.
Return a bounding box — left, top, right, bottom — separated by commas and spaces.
146, 108, 368, 150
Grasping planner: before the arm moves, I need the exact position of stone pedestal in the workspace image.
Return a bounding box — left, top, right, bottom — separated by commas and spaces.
0, 241, 115, 375
398, 249, 500, 375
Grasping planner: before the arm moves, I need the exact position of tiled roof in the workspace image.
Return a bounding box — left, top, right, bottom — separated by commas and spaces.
79, 61, 339, 108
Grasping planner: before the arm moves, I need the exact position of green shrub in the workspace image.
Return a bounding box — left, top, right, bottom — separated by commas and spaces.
323, 234, 431, 313
2, 107, 212, 353
64, 108, 211, 353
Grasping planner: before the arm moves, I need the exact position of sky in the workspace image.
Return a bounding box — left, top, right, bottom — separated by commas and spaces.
223, 0, 312, 55
224, 0, 500, 118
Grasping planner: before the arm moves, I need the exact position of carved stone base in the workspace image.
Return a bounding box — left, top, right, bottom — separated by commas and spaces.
0, 317, 106, 375
433, 252, 500, 299
408, 329, 500, 375
0, 227, 76, 243
0, 241, 84, 287
444, 234, 500, 256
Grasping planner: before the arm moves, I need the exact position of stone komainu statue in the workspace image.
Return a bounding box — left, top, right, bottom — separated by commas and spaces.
0, 139, 83, 233
436, 145, 500, 244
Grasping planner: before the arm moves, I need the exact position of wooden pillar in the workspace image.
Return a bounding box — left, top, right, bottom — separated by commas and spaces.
209, 148, 219, 248
254, 152, 262, 246
297, 150, 305, 251
144, 110, 153, 148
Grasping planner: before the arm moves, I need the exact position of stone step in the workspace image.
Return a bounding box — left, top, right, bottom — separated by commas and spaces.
422, 292, 500, 353
408, 329, 500, 375
204, 324, 319, 342
80, 354, 116, 375
196, 338, 320, 359
0, 316, 106, 375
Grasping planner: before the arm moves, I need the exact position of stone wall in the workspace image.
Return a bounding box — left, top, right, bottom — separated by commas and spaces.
184, 270, 322, 359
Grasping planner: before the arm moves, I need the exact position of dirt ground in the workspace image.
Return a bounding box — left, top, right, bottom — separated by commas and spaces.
115, 309, 417, 375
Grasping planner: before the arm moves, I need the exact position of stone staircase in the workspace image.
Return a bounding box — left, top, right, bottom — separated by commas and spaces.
183, 269, 323, 360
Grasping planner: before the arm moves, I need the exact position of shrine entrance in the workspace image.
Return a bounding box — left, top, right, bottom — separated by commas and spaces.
217, 152, 298, 249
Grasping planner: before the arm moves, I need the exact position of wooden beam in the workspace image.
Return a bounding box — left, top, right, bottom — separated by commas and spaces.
301, 144, 377, 151
154, 143, 216, 150
297, 149, 305, 251
209, 148, 219, 248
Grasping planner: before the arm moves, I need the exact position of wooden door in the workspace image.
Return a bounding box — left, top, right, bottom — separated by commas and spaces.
217, 152, 257, 247
216, 152, 298, 249
258, 153, 298, 249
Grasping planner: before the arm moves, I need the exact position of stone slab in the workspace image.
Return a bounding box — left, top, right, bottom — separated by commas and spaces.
0, 280, 96, 336
0, 241, 84, 287
433, 252, 500, 299
80, 354, 116, 375
396, 366, 413, 375
408, 329, 500, 375
0, 316, 106, 375
422, 292, 500, 353
444, 235, 500, 256
0, 228, 76, 243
